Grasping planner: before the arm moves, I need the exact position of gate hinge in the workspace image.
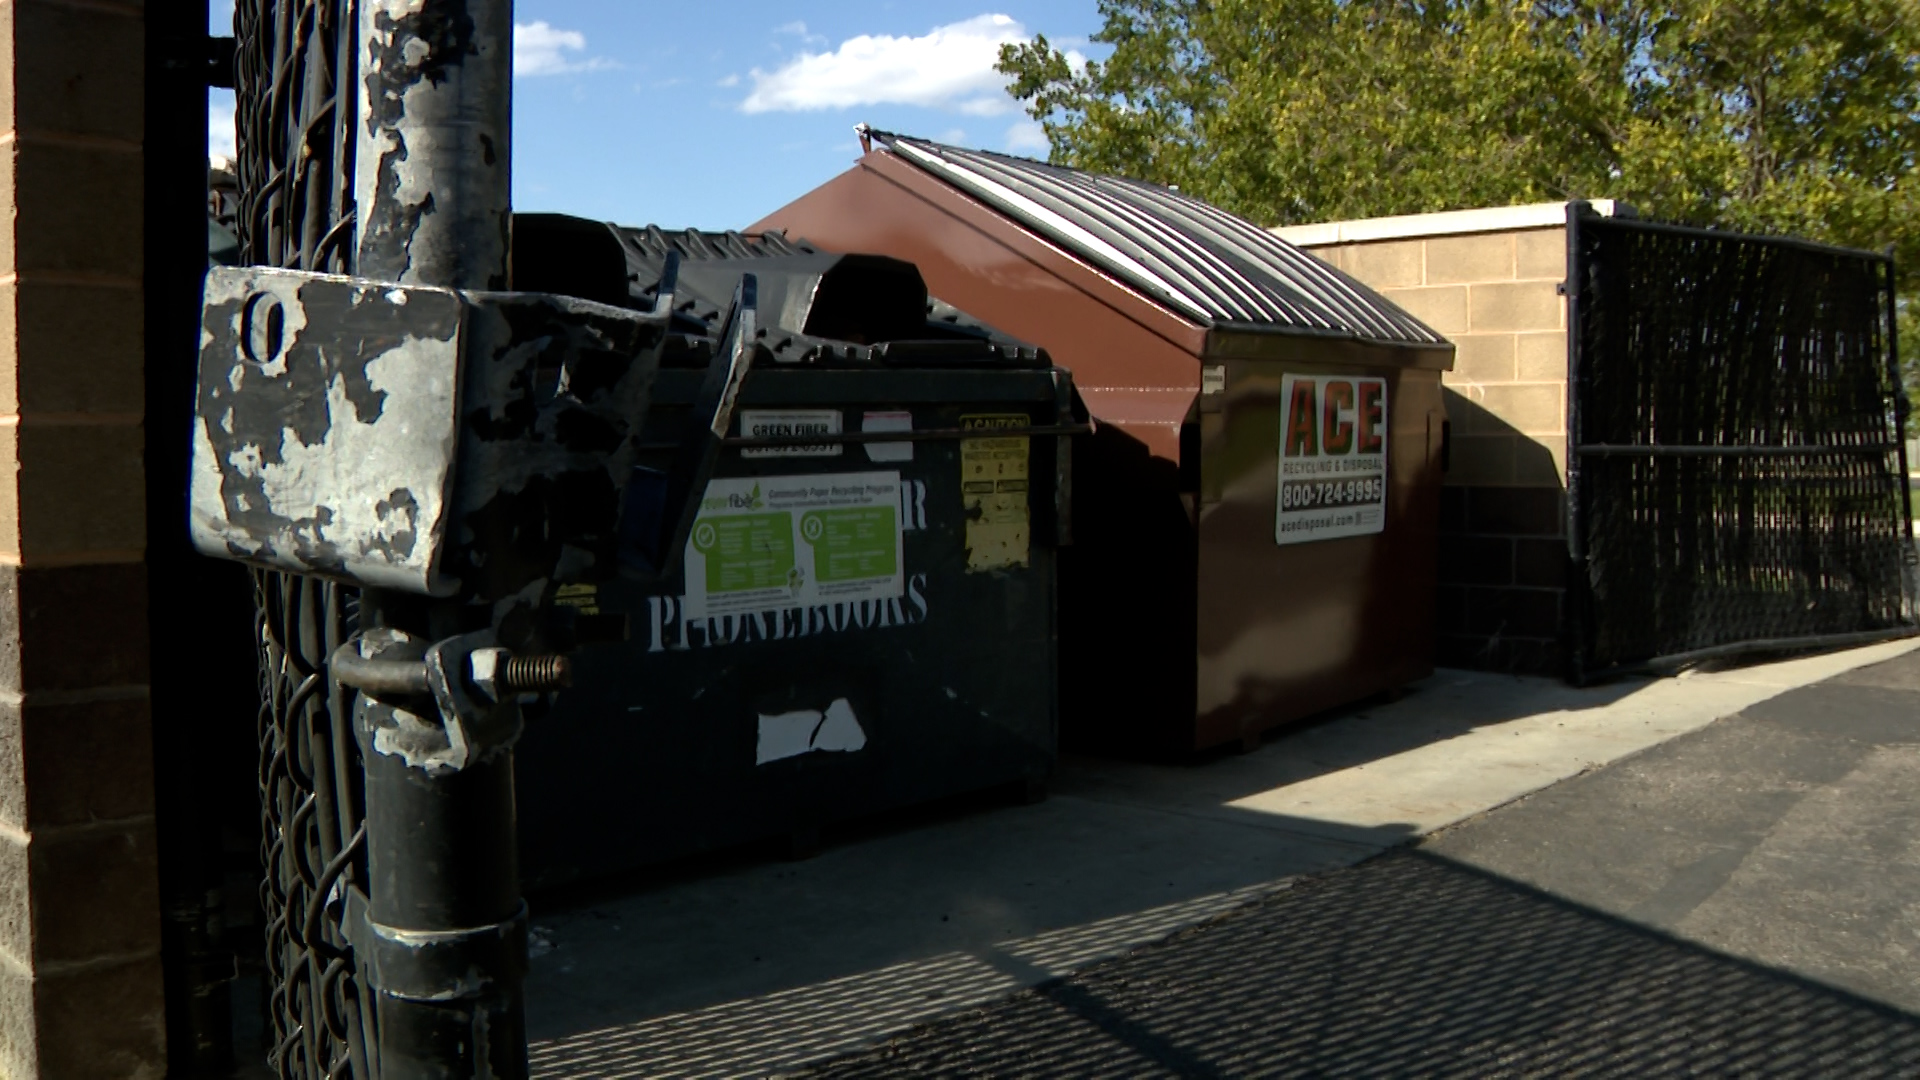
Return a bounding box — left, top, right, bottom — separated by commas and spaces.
159, 34, 236, 88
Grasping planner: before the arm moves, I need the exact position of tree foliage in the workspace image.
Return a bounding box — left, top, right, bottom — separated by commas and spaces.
999, 0, 1920, 322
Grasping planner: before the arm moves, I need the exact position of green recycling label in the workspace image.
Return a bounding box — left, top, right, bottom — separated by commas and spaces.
695, 512, 795, 594
683, 472, 906, 619
804, 507, 899, 583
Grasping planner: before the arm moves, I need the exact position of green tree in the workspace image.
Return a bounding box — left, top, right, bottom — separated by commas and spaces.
1002, 1, 1629, 223
1001, 0, 1920, 390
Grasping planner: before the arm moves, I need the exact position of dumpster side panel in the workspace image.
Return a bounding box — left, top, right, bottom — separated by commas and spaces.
1055, 422, 1200, 756
1193, 363, 1444, 749
515, 373, 1063, 887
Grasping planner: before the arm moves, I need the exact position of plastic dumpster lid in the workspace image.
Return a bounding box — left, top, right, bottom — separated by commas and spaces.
511, 214, 1050, 369
858, 127, 1451, 355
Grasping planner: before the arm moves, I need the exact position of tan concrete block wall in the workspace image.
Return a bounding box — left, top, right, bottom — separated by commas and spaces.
1307, 225, 1570, 489
0, 1, 163, 1076
1425, 233, 1515, 284
1303, 222, 1575, 673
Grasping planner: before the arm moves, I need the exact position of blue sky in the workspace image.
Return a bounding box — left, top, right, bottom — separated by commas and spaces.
209, 1, 1104, 230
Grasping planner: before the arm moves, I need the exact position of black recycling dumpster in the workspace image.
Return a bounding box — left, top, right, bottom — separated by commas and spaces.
509, 216, 1083, 888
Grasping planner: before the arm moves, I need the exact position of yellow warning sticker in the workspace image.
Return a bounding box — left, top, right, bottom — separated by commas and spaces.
960, 414, 1031, 572
553, 583, 599, 614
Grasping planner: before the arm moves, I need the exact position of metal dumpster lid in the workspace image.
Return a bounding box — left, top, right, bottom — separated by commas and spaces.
859, 127, 1449, 351
606, 222, 1051, 368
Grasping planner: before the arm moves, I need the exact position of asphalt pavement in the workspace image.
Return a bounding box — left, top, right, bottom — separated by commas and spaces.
790, 646, 1920, 1077
524, 638, 1919, 1077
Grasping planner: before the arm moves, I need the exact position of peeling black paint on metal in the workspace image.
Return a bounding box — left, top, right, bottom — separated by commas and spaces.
376, 489, 422, 559
446, 292, 668, 599
197, 276, 462, 581
359, 2, 505, 289
370, 3, 478, 92
198, 269, 671, 601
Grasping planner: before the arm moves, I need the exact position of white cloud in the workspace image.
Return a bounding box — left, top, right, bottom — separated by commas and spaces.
718, 73, 741, 88
775, 21, 828, 45
1004, 119, 1048, 156
936, 128, 969, 146
742, 14, 1036, 115
209, 97, 237, 159
514, 21, 614, 77
958, 96, 1017, 117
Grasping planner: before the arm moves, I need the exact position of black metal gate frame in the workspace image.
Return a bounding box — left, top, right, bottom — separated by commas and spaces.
1564, 202, 1918, 683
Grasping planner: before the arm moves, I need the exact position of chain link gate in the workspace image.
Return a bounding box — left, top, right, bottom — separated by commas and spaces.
1566, 204, 1918, 682
231, 1, 374, 1074
215, 4, 744, 1073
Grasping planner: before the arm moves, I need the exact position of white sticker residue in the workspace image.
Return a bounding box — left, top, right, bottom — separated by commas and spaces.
755, 709, 819, 764
1275, 374, 1389, 545
683, 471, 905, 620
813, 699, 867, 752
755, 698, 868, 764
1202, 365, 1226, 394
740, 409, 842, 458
862, 410, 914, 462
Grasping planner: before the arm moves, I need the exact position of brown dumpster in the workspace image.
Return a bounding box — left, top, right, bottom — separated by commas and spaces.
754, 129, 1455, 756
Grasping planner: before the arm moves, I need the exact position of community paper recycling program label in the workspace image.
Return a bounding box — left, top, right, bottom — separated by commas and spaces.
1276, 374, 1388, 545
683, 471, 905, 620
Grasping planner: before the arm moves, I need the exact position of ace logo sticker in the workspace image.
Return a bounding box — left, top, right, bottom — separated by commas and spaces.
1276, 374, 1388, 545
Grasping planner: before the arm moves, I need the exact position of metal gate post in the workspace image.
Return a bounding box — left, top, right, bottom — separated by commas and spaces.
351, 2, 526, 1076
1564, 202, 1589, 685
355, 0, 513, 291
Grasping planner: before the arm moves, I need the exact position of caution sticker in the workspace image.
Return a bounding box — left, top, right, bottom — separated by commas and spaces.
960, 414, 1030, 571
553, 583, 599, 614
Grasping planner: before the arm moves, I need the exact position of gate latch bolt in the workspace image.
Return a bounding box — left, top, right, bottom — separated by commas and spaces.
469, 648, 572, 700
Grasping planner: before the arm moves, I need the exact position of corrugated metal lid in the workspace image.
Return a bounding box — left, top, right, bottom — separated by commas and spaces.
862, 127, 1448, 349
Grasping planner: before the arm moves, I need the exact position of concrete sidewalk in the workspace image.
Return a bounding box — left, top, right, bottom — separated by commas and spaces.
523, 638, 1920, 1078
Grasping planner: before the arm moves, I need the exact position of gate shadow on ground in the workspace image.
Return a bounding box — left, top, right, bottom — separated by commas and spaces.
522, 784, 1418, 1078
796, 849, 1920, 1079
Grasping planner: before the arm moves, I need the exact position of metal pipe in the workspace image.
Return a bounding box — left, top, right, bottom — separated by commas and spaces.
350, 3, 528, 1077
330, 645, 433, 697
1886, 257, 1914, 553
717, 423, 1096, 449
354, 0, 513, 289
1564, 202, 1589, 684
1581, 625, 1920, 683
1574, 443, 1901, 458
1580, 212, 1898, 265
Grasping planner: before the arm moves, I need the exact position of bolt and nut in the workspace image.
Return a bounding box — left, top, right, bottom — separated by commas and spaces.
469, 648, 572, 700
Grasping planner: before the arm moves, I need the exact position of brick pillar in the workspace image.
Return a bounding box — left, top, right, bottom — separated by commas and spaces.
1303, 223, 1573, 673
0, 0, 166, 1076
